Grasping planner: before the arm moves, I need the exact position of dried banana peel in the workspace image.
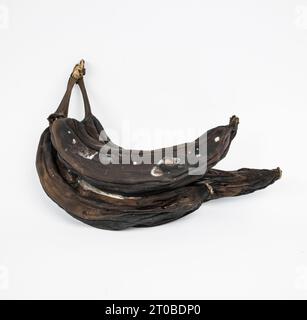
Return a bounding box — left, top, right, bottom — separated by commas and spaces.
36, 60, 281, 230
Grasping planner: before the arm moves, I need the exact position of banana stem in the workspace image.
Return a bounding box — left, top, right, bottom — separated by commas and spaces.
72, 59, 86, 80
49, 60, 90, 123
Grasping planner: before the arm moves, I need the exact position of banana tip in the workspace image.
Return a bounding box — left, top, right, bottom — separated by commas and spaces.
229, 115, 240, 127
229, 115, 239, 138
276, 167, 282, 179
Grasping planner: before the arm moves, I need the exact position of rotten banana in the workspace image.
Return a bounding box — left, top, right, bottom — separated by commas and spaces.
36, 60, 281, 230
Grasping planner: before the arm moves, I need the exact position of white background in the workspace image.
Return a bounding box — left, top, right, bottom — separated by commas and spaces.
0, 0, 307, 300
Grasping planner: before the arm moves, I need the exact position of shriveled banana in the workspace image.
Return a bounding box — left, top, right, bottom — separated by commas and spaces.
37, 128, 280, 230
49, 66, 239, 195
36, 60, 281, 230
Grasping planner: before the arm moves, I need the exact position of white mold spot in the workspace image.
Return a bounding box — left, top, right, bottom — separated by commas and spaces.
79, 180, 140, 200
68, 131, 71, 134
78, 150, 98, 160
151, 166, 164, 177
72, 139, 77, 145
204, 182, 214, 195
215, 136, 220, 142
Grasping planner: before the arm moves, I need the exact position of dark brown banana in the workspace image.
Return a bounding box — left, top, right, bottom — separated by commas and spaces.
36, 129, 280, 230
37, 129, 210, 230
36, 60, 281, 230
52, 117, 238, 195
49, 68, 239, 195
72, 167, 281, 205
201, 168, 282, 200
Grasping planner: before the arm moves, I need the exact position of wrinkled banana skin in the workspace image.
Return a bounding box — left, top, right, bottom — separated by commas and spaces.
50, 115, 239, 195
36, 60, 281, 230
37, 129, 210, 230
36, 128, 280, 230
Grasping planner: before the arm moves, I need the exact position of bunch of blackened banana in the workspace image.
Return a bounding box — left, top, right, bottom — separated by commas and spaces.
36, 60, 281, 230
